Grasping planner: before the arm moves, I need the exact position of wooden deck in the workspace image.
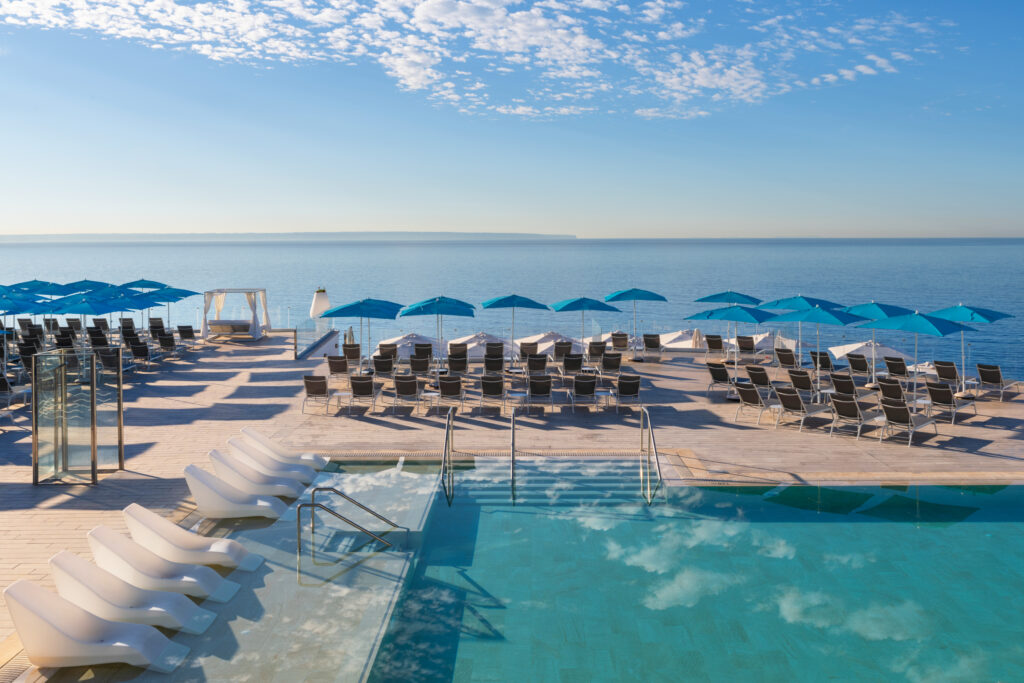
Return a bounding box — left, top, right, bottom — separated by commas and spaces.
1, 333, 1022, 655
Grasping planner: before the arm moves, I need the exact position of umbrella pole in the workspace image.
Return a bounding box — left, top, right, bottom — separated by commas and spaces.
511, 307, 515, 364
368, 318, 372, 363
626, 301, 634, 360
913, 333, 919, 411
960, 329, 966, 394
871, 328, 877, 385
581, 310, 585, 353
798, 322, 803, 367
815, 324, 821, 394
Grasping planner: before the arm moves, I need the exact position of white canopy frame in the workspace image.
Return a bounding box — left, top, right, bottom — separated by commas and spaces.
201, 288, 271, 340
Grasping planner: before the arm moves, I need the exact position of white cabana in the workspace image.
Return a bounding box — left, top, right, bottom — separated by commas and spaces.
660, 329, 704, 350
373, 333, 441, 359
201, 289, 271, 340
724, 331, 775, 351
515, 331, 581, 356
449, 332, 507, 359
829, 340, 911, 361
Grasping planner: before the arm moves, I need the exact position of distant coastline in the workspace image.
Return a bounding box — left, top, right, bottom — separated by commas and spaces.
0, 231, 576, 244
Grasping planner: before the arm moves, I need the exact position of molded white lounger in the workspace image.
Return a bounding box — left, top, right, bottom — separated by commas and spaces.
240, 427, 328, 470
226, 437, 316, 483
87, 526, 239, 603
123, 502, 264, 571
3, 580, 188, 673
50, 551, 216, 634
209, 449, 305, 499
184, 464, 288, 520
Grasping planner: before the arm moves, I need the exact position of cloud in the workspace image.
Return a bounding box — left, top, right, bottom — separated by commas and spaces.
776, 588, 930, 643
642, 568, 744, 610
0, 0, 949, 118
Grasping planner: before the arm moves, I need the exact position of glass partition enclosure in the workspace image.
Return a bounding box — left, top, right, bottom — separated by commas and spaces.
32, 349, 124, 484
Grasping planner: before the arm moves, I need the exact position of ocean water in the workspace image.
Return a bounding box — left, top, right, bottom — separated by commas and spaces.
368, 458, 1024, 682
3, 237, 1022, 374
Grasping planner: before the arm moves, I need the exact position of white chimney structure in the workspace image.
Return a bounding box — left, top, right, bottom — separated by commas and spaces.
309, 288, 331, 319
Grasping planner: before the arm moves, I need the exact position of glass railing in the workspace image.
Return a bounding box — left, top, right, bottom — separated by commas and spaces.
294, 319, 336, 360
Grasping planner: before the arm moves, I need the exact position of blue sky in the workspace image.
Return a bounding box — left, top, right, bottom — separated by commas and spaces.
0, 0, 1021, 237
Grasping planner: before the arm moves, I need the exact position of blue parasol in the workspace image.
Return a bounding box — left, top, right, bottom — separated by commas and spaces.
400, 297, 476, 358
481, 295, 550, 357
604, 288, 667, 353
551, 297, 620, 346
321, 298, 404, 361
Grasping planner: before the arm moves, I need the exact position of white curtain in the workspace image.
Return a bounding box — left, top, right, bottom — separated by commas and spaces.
245, 292, 259, 339
259, 290, 271, 331
201, 292, 215, 339
214, 293, 226, 320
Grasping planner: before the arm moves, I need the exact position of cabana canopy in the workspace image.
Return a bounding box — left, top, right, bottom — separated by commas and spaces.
201, 288, 271, 340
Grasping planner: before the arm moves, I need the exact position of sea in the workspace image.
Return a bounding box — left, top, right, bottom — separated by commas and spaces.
2, 236, 1022, 375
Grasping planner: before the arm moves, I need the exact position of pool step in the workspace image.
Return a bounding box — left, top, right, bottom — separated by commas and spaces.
451, 457, 654, 506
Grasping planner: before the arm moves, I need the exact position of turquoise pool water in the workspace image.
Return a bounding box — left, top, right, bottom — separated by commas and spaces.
368, 459, 1024, 682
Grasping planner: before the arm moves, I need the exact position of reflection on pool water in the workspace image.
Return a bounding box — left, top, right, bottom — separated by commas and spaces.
367, 458, 1024, 682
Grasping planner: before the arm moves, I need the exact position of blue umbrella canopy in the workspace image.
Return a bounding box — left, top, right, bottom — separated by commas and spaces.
841, 301, 913, 320
55, 296, 123, 316
10, 279, 56, 294
552, 297, 620, 344
757, 295, 843, 311
839, 302, 914, 383
400, 297, 475, 357
481, 295, 549, 355
400, 296, 476, 318
695, 290, 761, 306
551, 297, 620, 313
144, 287, 201, 303
770, 307, 866, 326
322, 298, 404, 319
481, 294, 550, 311
605, 288, 667, 304
321, 299, 404, 360
686, 305, 777, 324
858, 312, 975, 398
64, 279, 112, 293
859, 312, 973, 337
604, 289, 667, 352
122, 279, 169, 290
34, 282, 78, 297
929, 304, 1012, 325
928, 304, 1011, 392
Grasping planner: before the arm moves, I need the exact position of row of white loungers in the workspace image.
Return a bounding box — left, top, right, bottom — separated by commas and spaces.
2, 504, 263, 674
184, 428, 327, 520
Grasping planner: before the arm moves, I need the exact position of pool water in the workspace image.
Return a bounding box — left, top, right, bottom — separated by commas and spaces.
367, 458, 1024, 682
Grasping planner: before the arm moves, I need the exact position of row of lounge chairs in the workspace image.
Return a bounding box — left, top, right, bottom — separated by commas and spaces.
184, 428, 326, 520
2, 503, 262, 673
304, 370, 643, 416
712, 360, 1018, 445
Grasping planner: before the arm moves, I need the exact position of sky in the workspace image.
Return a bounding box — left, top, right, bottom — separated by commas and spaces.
0, 0, 1021, 238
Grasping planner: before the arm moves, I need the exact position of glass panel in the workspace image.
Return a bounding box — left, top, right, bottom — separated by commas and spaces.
296, 319, 334, 359
62, 350, 95, 482
32, 353, 61, 483
96, 349, 122, 470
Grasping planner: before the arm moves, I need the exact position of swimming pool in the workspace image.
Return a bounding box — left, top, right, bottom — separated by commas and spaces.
365, 458, 1024, 682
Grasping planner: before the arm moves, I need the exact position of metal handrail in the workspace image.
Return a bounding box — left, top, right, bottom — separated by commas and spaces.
639, 407, 663, 504
296, 503, 392, 554
311, 487, 401, 529
441, 407, 455, 505
509, 407, 517, 503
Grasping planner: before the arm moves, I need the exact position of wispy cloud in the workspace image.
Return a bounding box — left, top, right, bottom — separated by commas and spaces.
0, 0, 949, 118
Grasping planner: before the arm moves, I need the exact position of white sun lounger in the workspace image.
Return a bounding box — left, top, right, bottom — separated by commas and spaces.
87, 526, 239, 603
184, 464, 288, 520
123, 502, 264, 571
240, 427, 328, 470
226, 437, 316, 484
209, 449, 305, 499
3, 580, 189, 673
50, 551, 216, 634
